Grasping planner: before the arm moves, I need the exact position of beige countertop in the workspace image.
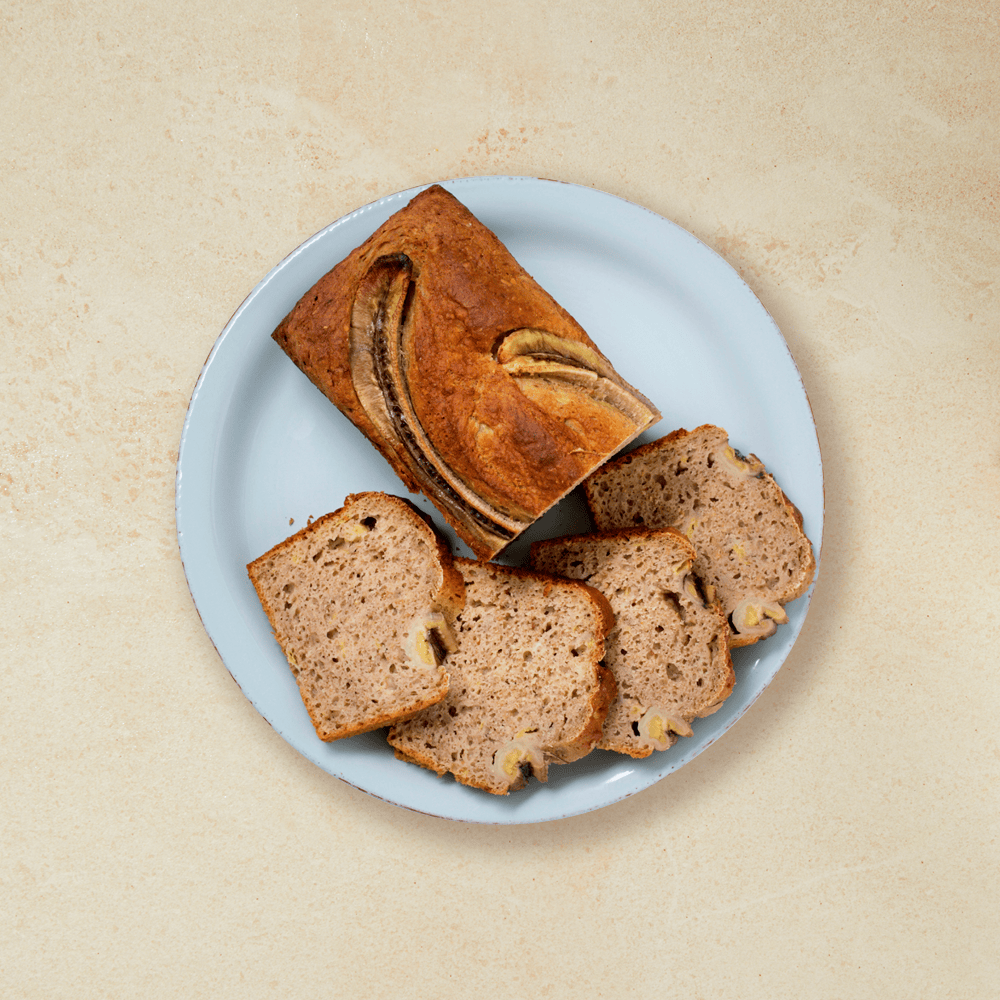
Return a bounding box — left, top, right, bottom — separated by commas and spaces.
3, 2, 998, 997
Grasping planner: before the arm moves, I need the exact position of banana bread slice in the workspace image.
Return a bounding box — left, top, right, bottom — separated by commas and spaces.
386, 559, 617, 794
583, 425, 816, 647
530, 527, 733, 758
247, 492, 465, 741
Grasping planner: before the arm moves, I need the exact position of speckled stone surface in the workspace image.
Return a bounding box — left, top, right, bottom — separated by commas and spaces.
3, 2, 998, 997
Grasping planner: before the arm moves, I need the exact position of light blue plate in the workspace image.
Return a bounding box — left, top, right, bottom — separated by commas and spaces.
175, 176, 823, 824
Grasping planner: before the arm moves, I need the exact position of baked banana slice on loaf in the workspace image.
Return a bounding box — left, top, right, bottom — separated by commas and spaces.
530, 527, 734, 758
583, 425, 816, 646
272, 184, 660, 559
247, 492, 465, 741
387, 559, 617, 794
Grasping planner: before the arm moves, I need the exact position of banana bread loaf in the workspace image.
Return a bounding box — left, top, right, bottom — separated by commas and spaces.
271, 184, 660, 559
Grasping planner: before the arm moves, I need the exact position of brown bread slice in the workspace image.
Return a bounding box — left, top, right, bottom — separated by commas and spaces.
246, 492, 465, 741
386, 559, 617, 794
583, 425, 816, 647
530, 527, 734, 758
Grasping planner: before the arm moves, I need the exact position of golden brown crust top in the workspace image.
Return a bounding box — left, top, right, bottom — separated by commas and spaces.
272, 185, 659, 558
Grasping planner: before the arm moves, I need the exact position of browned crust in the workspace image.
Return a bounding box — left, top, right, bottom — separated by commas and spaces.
581, 424, 699, 486
709, 632, 736, 706
389, 741, 513, 793
272, 184, 659, 558
309, 689, 451, 743
604, 735, 657, 759
389, 742, 451, 778
576, 581, 617, 637
246, 491, 465, 742
530, 522, 696, 563
247, 492, 465, 624
558, 661, 618, 762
